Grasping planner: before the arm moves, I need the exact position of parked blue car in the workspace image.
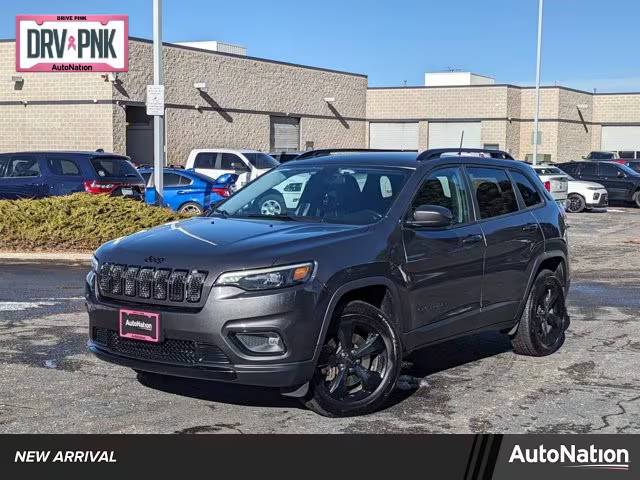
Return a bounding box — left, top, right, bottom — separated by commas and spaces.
0, 151, 145, 200
139, 168, 237, 215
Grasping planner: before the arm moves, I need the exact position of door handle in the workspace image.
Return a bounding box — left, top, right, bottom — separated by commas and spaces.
522, 224, 538, 232
462, 234, 483, 246
177, 190, 189, 194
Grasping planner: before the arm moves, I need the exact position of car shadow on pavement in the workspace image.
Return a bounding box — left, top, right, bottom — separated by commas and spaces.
383, 331, 513, 409
136, 371, 302, 410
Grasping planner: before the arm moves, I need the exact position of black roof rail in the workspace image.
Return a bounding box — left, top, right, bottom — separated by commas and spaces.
296, 148, 417, 160
417, 148, 515, 161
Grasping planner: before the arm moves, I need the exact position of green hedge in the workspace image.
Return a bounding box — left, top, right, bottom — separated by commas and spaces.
0, 193, 188, 252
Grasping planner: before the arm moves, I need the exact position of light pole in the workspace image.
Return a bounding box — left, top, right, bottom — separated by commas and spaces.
532, 0, 543, 165
152, 0, 164, 205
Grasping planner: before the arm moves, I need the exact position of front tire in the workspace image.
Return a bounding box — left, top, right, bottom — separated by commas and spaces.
258, 192, 286, 216
633, 190, 640, 208
303, 300, 402, 417
566, 193, 586, 213
511, 269, 568, 356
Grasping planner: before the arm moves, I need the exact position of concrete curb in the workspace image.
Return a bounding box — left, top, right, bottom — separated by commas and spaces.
0, 252, 92, 262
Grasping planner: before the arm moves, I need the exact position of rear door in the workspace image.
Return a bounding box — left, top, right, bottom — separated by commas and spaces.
466, 166, 544, 322
0, 154, 46, 199
44, 155, 84, 196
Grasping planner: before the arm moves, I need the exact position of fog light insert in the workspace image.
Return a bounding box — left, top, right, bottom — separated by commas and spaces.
234, 333, 285, 354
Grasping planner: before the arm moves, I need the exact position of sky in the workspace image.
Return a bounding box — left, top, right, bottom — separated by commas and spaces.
2, 0, 640, 92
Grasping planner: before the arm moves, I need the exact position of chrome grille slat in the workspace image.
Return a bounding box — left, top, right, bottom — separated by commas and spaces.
97, 263, 207, 304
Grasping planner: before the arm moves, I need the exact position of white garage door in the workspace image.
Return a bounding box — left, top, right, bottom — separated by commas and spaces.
369, 122, 419, 150
601, 126, 640, 151
428, 122, 481, 149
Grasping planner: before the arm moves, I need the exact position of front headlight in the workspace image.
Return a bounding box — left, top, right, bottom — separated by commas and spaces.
215, 262, 315, 291
91, 255, 99, 273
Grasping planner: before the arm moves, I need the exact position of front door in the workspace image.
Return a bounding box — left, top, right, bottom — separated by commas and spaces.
597, 163, 634, 200
0, 154, 45, 199
403, 166, 485, 340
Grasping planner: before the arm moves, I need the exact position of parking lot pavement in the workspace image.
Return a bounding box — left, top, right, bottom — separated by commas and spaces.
1, 207, 639, 433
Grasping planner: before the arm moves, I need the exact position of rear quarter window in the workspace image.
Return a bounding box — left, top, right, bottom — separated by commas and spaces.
90, 157, 139, 179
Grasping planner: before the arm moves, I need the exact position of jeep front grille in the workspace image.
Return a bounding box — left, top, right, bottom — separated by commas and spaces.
98, 263, 207, 303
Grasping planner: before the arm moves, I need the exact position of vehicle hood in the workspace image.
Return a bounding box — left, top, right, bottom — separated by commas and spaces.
568, 179, 605, 189
95, 216, 368, 273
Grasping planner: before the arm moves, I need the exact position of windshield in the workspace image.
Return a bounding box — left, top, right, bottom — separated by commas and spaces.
244, 153, 279, 169
618, 163, 640, 176
213, 165, 411, 225
90, 156, 140, 179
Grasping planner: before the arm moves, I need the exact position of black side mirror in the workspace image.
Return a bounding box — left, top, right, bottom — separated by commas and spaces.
406, 204, 454, 228
617, 170, 625, 178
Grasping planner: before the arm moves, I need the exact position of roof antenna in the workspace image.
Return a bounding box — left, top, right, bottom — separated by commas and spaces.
458, 131, 464, 155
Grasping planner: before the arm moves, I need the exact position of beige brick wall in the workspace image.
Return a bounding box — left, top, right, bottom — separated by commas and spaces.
115, 40, 367, 164
367, 84, 640, 162
0, 41, 115, 152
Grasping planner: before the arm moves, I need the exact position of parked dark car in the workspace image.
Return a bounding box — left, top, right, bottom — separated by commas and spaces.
139, 168, 236, 215
87, 148, 570, 417
583, 151, 619, 161
557, 161, 640, 207
0, 151, 145, 200
269, 151, 303, 163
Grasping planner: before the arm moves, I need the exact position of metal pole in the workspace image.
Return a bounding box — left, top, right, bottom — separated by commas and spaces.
152, 0, 164, 205
532, 0, 543, 165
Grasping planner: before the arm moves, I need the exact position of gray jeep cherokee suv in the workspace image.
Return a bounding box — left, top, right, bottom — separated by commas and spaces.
86, 149, 570, 416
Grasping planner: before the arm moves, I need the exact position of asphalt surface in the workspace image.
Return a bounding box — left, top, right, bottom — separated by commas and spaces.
1, 207, 639, 433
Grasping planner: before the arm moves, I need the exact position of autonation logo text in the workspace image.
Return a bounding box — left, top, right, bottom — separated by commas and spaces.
509, 444, 630, 471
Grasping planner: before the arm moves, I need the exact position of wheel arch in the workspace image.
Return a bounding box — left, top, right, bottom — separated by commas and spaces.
312, 276, 403, 363
509, 251, 569, 335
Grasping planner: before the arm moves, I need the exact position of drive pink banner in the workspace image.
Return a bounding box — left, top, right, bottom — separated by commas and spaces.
16, 14, 128, 72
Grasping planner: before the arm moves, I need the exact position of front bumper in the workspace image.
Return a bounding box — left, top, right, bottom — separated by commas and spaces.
585, 191, 608, 208
85, 272, 320, 388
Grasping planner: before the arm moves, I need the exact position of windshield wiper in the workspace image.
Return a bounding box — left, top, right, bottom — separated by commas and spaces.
210, 208, 229, 218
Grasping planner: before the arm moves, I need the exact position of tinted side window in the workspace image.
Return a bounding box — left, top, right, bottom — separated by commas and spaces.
467, 167, 519, 219
194, 152, 216, 169
220, 153, 249, 171
558, 163, 579, 175
0, 158, 7, 177
411, 167, 471, 224
47, 158, 81, 176
578, 163, 597, 176
599, 163, 619, 177
178, 174, 193, 186
511, 171, 543, 208
163, 173, 182, 187
5, 157, 41, 177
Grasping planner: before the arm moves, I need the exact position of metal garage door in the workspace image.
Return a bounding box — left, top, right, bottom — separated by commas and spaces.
601, 126, 640, 151
428, 122, 481, 149
369, 122, 419, 150
270, 116, 300, 152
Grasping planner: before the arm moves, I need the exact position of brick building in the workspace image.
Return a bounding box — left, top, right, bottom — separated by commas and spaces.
0, 38, 367, 165
2, 37, 640, 164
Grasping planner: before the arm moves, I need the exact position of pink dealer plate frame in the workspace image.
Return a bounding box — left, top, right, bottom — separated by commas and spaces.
119, 309, 159, 343
15, 14, 128, 72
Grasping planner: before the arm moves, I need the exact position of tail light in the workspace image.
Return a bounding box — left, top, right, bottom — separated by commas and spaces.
543, 181, 551, 192
211, 187, 230, 197
84, 181, 118, 194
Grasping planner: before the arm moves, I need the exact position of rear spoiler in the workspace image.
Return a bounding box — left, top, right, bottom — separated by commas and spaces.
296, 148, 417, 160
417, 148, 514, 161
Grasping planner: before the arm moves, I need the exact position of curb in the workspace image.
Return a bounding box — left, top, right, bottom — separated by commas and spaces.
0, 252, 92, 262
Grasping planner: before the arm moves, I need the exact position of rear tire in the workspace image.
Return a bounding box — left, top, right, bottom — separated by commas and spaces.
178, 202, 204, 216
303, 300, 402, 417
511, 269, 568, 357
566, 193, 586, 213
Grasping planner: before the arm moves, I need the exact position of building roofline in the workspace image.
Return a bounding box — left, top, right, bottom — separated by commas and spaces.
128, 37, 367, 78
0, 37, 367, 78
368, 83, 640, 96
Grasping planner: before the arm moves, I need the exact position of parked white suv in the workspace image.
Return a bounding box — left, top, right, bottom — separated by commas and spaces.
185, 149, 279, 188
